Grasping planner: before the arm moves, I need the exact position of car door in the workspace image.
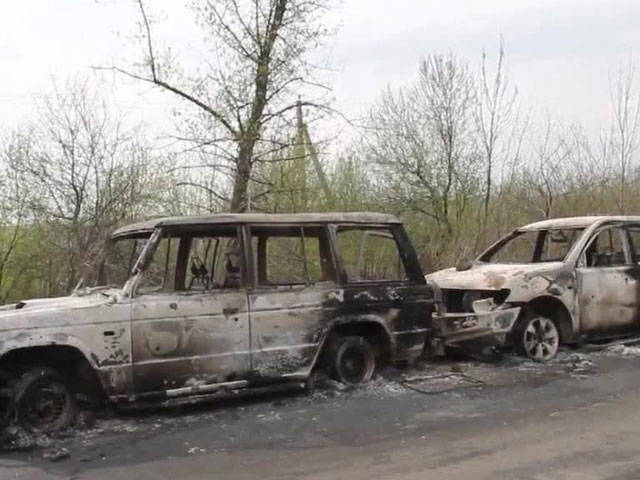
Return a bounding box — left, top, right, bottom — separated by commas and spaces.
247, 225, 338, 380
333, 225, 432, 361
130, 227, 251, 395
576, 224, 640, 336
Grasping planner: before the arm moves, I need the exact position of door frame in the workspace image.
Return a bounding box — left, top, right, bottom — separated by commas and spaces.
129, 224, 253, 396
243, 223, 339, 377
575, 222, 637, 335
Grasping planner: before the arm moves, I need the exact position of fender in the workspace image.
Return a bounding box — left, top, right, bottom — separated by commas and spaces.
306, 313, 396, 374
0, 330, 99, 369
0, 327, 134, 399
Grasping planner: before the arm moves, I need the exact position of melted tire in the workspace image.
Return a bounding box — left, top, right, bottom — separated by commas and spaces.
330, 336, 376, 386
12, 367, 77, 433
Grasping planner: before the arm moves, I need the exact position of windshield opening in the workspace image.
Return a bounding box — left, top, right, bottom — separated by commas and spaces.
480, 228, 584, 264
102, 235, 151, 287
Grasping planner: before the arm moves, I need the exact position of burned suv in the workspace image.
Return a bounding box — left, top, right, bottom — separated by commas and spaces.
0, 213, 432, 431
428, 216, 640, 361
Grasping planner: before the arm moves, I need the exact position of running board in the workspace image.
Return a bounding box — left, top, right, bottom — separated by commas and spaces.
165, 380, 248, 398
118, 380, 306, 411
131, 380, 249, 403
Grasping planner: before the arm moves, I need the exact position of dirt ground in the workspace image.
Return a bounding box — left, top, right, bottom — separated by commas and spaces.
3, 344, 640, 479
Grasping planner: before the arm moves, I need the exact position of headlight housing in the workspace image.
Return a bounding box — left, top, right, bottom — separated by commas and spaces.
471, 297, 496, 313
462, 289, 510, 312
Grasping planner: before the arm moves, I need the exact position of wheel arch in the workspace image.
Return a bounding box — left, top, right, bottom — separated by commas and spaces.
524, 296, 575, 343
0, 344, 106, 400
0, 331, 101, 369
313, 315, 395, 370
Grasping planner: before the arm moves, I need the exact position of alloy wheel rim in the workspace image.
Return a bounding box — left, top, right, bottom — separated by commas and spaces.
523, 317, 559, 361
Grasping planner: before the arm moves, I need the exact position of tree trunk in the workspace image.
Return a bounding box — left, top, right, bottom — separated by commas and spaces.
230, 142, 253, 212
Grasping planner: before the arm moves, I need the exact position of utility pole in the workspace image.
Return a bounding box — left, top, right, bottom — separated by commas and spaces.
295, 101, 333, 205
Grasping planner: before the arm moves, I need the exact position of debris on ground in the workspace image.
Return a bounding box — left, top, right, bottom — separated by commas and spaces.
0, 424, 67, 455
552, 352, 595, 377
583, 335, 640, 352
256, 411, 282, 422
42, 446, 70, 462
4, 342, 640, 458
0, 425, 35, 453
187, 446, 206, 454
401, 372, 485, 395
604, 344, 640, 356
363, 376, 406, 396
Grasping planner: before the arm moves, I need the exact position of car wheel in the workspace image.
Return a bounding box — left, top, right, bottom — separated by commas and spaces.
514, 314, 560, 361
13, 367, 77, 432
330, 336, 376, 386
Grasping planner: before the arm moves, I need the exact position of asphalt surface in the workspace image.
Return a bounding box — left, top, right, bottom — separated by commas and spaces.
3, 345, 640, 479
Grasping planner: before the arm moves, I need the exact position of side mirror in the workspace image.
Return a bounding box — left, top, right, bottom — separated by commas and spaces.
106, 293, 119, 305
455, 257, 474, 271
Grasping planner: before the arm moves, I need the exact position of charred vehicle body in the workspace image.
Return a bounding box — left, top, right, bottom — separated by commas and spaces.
0, 213, 433, 431
428, 216, 640, 361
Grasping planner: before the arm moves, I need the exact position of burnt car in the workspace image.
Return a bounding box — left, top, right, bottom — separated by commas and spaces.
427, 216, 640, 361
0, 213, 433, 431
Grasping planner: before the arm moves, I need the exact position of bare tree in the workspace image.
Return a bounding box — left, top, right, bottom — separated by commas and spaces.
475, 40, 518, 218
0, 133, 38, 303
368, 54, 479, 235
608, 57, 640, 213
507, 116, 611, 221
8, 79, 158, 294
524, 118, 570, 218
114, 0, 333, 213
365, 54, 481, 268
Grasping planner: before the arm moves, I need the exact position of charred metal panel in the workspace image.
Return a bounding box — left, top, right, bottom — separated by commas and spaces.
428, 263, 570, 298
0, 295, 133, 397
432, 307, 521, 345
429, 264, 578, 324
248, 283, 432, 379
1, 214, 435, 409
112, 212, 403, 239
130, 291, 250, 393
331, 284, 432, 362
427, 216, 640, 349
248, 284, 333, 378
97, 365, 134, 401
576, 265, 640, 336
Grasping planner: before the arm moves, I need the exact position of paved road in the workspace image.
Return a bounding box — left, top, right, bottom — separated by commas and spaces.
3, 347, 640, 479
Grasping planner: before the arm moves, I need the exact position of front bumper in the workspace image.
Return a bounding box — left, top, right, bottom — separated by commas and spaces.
431, 306, 521, 347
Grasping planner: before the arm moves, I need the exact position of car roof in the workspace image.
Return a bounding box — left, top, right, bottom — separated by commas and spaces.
111, 212, 402, 239
518, 215, 640, 231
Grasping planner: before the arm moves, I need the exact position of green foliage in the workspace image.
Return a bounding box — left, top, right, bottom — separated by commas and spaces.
3, 44, 640, 300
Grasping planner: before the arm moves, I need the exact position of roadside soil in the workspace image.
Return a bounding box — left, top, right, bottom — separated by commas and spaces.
3, 344, 640, 479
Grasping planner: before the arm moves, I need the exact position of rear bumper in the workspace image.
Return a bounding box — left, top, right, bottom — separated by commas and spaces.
431, 307, 521, 347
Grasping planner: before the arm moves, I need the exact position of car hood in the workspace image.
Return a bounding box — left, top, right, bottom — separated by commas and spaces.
426, 262, 565, 291
0, 288, 121, 327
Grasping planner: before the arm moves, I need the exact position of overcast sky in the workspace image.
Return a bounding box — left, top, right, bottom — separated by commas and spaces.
1, 0, 639, 142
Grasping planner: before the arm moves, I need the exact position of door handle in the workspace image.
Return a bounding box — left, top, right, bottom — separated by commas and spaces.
223, 307, 240, 316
